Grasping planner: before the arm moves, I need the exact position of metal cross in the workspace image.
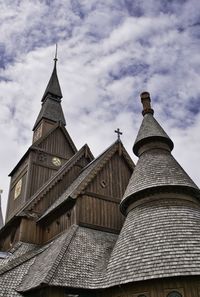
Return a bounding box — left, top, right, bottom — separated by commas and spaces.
114, 128, 122, 140
54, 43, 58, 62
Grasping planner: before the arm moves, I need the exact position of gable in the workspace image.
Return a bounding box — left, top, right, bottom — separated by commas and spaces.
37, 126, 75, 159
85, 151, 133, 199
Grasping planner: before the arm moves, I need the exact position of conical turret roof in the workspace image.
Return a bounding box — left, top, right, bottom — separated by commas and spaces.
121, 92, 199, 213
133, 113, 174, 156
104, 92, 200, 287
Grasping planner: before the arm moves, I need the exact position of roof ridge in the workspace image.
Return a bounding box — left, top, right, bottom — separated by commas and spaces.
43, 225, 79, 284
9, 124, 77, 178
17, 144, 91, 216
0, 243, 49, 276
39, 141, 120, 220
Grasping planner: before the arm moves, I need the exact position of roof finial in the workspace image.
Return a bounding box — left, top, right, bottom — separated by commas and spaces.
140, 91, 154, 116
115, 128, 123, 141
54, 43, 58, 63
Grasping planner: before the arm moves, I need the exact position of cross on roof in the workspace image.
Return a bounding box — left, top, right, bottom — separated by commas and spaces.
114, 128, 122, 140
54, 43, 58, 62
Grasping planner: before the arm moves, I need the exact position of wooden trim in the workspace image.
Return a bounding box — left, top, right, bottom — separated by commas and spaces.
84, 191, 120, 203
79, 221, 120, 234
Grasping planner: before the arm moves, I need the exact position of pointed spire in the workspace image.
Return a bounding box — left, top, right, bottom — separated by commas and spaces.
133, 92, 174, 156
41, 44, 62, 102
33, 46, 66, 130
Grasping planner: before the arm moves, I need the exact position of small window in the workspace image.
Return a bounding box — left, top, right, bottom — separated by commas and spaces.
167, 291, 182, 297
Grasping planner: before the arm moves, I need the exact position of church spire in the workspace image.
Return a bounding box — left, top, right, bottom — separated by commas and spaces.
41, 45, 62, 102
33, 47, 66, 133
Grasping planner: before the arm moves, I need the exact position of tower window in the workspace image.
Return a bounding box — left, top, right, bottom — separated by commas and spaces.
167, 291, 182, 297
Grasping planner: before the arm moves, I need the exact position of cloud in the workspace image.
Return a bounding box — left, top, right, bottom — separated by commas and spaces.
0, 0, 200, 219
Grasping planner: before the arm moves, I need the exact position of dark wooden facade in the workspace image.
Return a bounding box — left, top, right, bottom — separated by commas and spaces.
1, 138, 133, 249
5, 125, 76, 222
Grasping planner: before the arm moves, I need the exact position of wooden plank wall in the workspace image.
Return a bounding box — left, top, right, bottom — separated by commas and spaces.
38, 128, 75, 158
0, 221, 20, 250
18, 218, 42, 244
86, 152, 132, 199
78, 152, 133, 232
78, 195, 124, 232
42, 206, 77, 243
29, 164, 56, 198
6, 170, 28, 221
34, 155, 88, 215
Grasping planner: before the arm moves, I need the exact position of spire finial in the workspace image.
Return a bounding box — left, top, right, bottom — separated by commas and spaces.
115, 128, 123, 141
140, 91, 154, 116
54, 43, 58, 63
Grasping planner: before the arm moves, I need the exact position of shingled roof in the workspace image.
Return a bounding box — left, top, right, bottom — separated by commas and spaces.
105, 92, 200, 287
121, 92, 200, 213
18, 225, 117, 292
33, 59, 65, 130
42, 59, 62, 101
105, 198, 200, 287
133, 113, 174, 155
0, 226, 116, 294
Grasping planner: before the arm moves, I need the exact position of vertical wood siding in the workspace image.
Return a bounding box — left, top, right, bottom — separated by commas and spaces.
78, 152, 133, 232
86, 152, 132, 199
79, 195, 124, 231
42, 206, 77, 243
38, 128, 75, 159
32, 155, 89, 214
6, 170, 27, 221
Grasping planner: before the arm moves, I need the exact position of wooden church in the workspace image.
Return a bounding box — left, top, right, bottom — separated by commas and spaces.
0, 56, 200, 297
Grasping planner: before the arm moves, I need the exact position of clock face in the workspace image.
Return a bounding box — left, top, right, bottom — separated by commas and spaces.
14, 179, 22, 199
52, 157, 61, 167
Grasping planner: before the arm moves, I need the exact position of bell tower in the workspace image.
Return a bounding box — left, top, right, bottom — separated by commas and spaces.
5, 52, 77, 222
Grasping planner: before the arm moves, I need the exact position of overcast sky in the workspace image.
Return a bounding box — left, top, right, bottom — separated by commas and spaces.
0, 0, 200, 219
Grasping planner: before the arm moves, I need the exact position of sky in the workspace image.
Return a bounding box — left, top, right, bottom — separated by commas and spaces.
0, 0, 200, 219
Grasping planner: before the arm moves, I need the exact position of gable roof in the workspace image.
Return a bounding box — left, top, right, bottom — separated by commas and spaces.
33, 122, 77, 154
9, 123, 77, 177
39, 140, 134, 221
17, 225, 118, 293
16, 144, 93, 217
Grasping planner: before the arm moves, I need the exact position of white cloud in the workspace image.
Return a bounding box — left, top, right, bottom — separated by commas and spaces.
0, 0, 200, 219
